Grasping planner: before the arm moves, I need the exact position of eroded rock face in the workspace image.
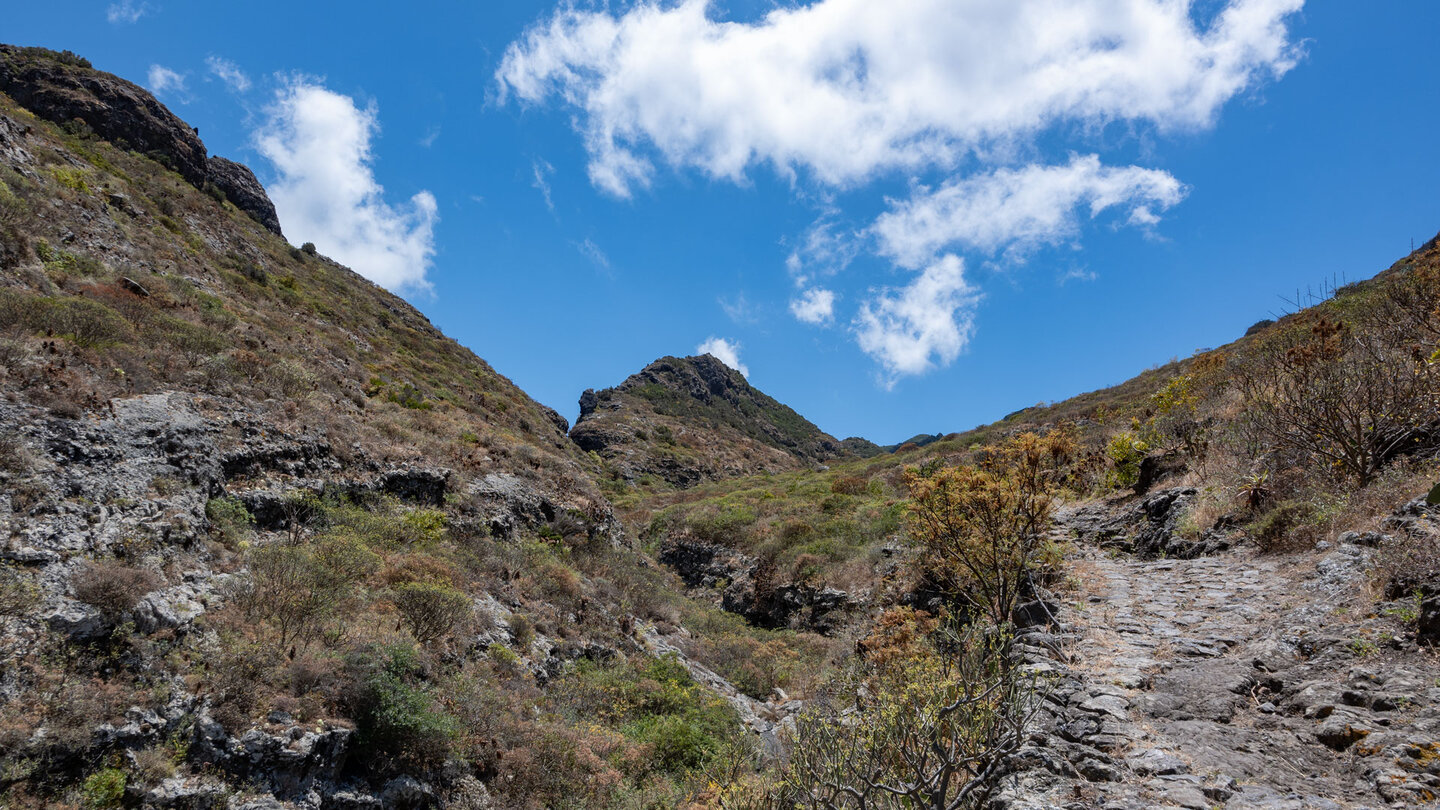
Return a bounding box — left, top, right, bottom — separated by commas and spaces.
206, 156, 283, 236
0, 46, 283, 237
1056, 487, 1238, 560
0, 45, 208, 185
658, 539, 855, 635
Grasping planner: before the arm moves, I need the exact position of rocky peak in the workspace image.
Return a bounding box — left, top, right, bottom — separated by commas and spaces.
571, 354, 848, 488
0, 44, 282, 236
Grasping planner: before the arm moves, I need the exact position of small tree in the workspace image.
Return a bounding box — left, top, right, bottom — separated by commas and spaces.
239, 537, 377, 649
1233, 316, 1438, 486
391, 581, 470, 646
905, 431, 1076, 626
280, 489, 322, 544
780, 621, 1036, 810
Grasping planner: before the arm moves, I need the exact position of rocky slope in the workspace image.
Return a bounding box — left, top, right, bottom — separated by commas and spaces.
572, 354, 856, 489
2, 41, 1439, 810
0, 46, 804, 809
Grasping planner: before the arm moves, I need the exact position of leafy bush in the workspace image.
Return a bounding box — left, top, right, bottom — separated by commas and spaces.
0, 565, 39, 618
779, 622, 1035, 810
346, 645, 460, 773
1104, 431, 1148, 490
239, 536, 377, 648
548, 654, 738, 779
1248, 500, 1315, 552
79, 767, 126, 809
206, 497, 253, 548
907, 431, 1078, 625
26, 297, 132, 348
1233, 316, 1438, 486
51, 166, 91, 194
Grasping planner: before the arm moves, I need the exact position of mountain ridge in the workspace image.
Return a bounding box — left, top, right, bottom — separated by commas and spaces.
571, 353, 856, 490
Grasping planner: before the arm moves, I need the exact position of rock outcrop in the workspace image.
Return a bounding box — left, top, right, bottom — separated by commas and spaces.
0, 45, 208, 185
1057, 487, 1240, 559
0, 45, 283, 235
658, 538, 856, 635
205, 156, 283, 236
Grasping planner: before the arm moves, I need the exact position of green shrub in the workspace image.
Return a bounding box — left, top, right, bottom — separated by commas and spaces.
549, 654, 739, 777
52, 166, 91, 194
638, 714, 716, 772
79, 767, 126, 809
35, 241, 106, 279
348, 645, 460, 773
12, 295, 131, 348
506, 613, 535, 647
1104, 431, 1148, 489
206, 497, 253, 548
387, 382, 432, 410
1249, 500, 1315, 551
0, 565, 39, 618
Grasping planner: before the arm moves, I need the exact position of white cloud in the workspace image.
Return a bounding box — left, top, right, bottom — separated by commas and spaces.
206, 56, 251, 93
498, 0, 1303, 195
254, 81, 438, 294
107, 1, 149, 24
696, 337, 750, 378
500, 0, 1304, 382
575, 238, 610, 273
146, 65, 188, 99
790, 287, 836, 326
532, 159, 556, 211
786, 215, 861, 287
874, 155, 1187, 269
855, 255, 978, 384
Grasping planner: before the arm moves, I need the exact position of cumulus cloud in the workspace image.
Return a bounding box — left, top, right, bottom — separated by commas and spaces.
146, 65, 188, 99
790, 288, 837, 326
255, 81, 438, 294
498, 0, 1303, 195
874, 156, 1188, 269
855, 255, 978, 384
696, 337, 750, 378
501, 0, 1304, 381
206, 56, 251, 93
107, 1, 149, 24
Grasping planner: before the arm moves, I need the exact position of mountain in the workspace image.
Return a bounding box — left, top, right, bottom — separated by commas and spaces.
571, 353, 853, 489
0, 46, 796, 809
4, 42, 1440, 810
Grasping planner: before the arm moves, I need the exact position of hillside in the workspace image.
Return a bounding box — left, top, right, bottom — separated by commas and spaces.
625, 234, 1440, 806
572, 354, 858, 492
0, 47, 840, 810
2, 41, 1440, 810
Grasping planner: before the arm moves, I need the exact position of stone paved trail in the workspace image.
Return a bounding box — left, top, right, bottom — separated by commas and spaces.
1000, 534, 1440, 809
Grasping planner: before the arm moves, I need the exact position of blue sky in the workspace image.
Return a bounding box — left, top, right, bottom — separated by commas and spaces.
7, 1, 1439, 444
